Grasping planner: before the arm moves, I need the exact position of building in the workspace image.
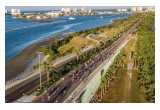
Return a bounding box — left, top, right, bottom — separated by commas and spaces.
11, 9, 21, 15
117, 9, 127, 13
61, 8, 66, 12
81, 7, 85, 12
121, 9, 127, 12
36, 16, 41, 19
66, 8, 71, 14
73, 8, 77, 13
146, 6, 153, 12
131, 7, 137, 12
5, 10, 8, 14
45, 11, 60, 17
61, 8, 71, 15
88, 9, 92, 13
117, 9, 121, 12
137, 6, 143, 12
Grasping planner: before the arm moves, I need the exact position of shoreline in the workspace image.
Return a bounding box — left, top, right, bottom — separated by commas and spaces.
5, 34, 64, 81
5, 17, 126, 81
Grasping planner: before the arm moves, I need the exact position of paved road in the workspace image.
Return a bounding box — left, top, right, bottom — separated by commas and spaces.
5, 73, 47, 102
86, 34, 100, 44
33, 13, 144, 103
64, 35, 133, 103
6, 13, 147, 103
53, 45, 94, 68
5, 44, 94, 102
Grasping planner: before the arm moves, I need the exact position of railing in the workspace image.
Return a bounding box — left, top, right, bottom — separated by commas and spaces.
5, 69, 37, 85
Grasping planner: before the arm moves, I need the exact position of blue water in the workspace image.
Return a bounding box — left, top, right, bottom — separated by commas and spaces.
5, 13, 132, 61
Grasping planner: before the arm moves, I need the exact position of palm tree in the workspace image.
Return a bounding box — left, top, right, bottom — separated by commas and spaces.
73, 47, 82, 62
93, 42, 99, 51
43, 61, 54, 83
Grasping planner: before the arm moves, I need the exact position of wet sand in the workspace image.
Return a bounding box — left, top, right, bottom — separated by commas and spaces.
5, 34, 63, 81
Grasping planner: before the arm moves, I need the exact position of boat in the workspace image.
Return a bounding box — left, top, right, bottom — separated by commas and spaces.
69, 17, 75, 20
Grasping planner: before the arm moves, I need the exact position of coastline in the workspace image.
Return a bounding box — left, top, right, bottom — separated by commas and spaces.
112, 18, 121, 23
5, 17, 127, 81
5, 34, 64, 81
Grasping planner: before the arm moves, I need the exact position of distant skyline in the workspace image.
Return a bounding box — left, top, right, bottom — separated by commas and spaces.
5, 6, 149, 11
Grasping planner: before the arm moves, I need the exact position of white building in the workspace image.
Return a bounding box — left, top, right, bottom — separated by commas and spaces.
66, 8, 71, 14
121, 9, 127, 12
131, 7, 137, 12
61, 8, 66, 12
11, 9, 21, 15
88, 9, 92, 13
146, 6, 153, 12
5, 10, 8, 14
36, 16, 41, 19
73, 8, 77, 13
81, 7, 85, 12
45, 11, 60, 17
137, 6, 143, 12
117, 9, 121, 12
61, 8, 71, 15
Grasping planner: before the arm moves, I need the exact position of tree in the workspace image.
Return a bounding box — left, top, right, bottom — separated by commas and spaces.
43, 61, 55, 83
73, 47, 82, 62
134, 13, 155, 102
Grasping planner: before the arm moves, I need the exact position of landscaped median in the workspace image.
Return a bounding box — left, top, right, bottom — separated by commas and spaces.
23, 13, 145, 99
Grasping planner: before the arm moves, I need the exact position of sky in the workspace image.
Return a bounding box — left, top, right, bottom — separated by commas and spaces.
5, 6, 148, 11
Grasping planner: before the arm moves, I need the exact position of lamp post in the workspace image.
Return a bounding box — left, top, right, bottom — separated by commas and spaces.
37, 51, 42, 89
86, 38, 87, 47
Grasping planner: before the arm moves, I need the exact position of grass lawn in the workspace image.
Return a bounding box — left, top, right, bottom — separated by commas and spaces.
99, 68, 146, 103
106, 28, 119, 37
58, 37, 94, 53
90, 36, 108, 41
90, 28, 120, 42
93, 36, 146, 103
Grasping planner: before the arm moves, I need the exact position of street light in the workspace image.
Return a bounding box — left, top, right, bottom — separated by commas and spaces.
86, 38, 87, 47
37, 51, 42, 89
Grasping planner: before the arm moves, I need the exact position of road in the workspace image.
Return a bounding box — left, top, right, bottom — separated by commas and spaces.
86, 34, 100, 44
6, 13, 146, 103
63, 35, 133, 103
5, 44, 94, 102
53, 45, 94, 68
5, 73, 47, 102
33, 13, 144, 103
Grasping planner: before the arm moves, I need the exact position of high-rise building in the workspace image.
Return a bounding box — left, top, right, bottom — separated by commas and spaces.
61, 8, 71, 15
73, 8, 77, 13
66, 8, 71, 14
61, 8, 66, 12
88, 9, 92, 13
117, 9, 121, 12
137, 6, 143, 12
121, 9, 127, 12
11, 9, 21, 15
81, 7, 85, 12
146, 6, 153, 12
5, 10, 8, 14
131, 7, 137, 12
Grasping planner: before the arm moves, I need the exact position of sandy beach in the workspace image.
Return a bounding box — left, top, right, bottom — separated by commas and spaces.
5, 34, 63, 81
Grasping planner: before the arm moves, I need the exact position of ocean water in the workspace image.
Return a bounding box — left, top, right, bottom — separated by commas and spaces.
5, 13, 132, 61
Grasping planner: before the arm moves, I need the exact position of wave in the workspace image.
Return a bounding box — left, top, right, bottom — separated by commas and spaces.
5, 20, 66, 32
6, 22, 82, 61
32, 22, 82, 41
26, 23, 82, 46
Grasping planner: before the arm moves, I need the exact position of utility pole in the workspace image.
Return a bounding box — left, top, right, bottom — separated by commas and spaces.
86, 38, 87, 47
37, 51, 42, 89
101, 86, 103, 99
